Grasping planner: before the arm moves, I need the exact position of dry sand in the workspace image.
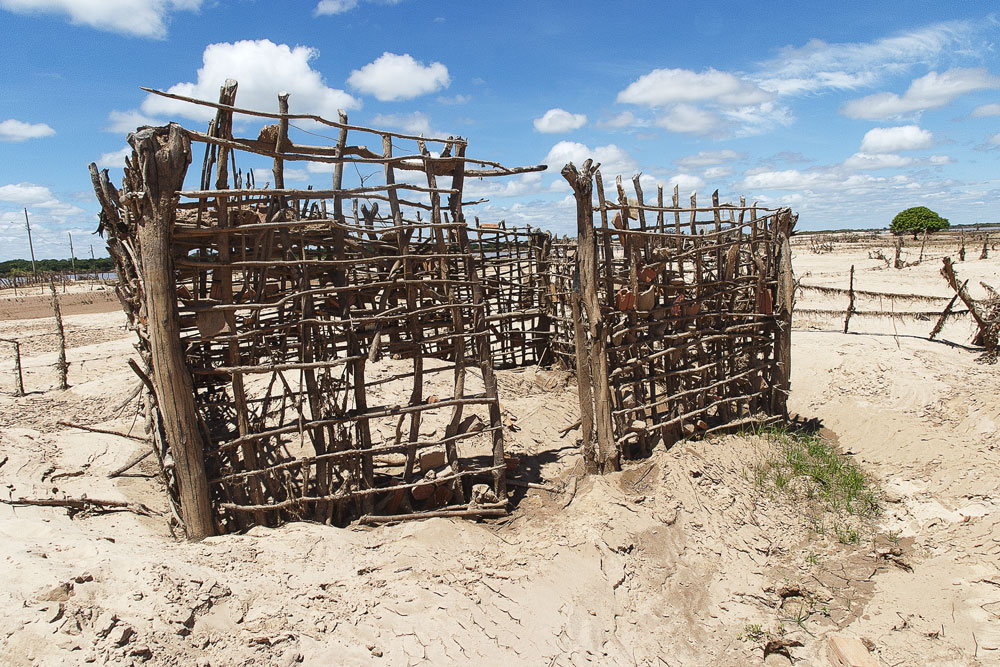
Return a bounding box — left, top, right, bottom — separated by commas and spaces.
1, 234, 997, 666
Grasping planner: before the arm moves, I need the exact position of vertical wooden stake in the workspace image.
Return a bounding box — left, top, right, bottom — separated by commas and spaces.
1, 338, 24, 396
918, 229, 928, 263
562, 160, 619, 474
49, 279, 68, 390
772, 210, 794, 417
129, 124, 215, 540
844, 264, 855, 334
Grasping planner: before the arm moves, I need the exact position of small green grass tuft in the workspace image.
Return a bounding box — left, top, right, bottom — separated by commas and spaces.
749, 424, 881, 519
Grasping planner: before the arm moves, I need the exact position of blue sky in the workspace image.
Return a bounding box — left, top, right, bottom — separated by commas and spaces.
1, 0, 998, 260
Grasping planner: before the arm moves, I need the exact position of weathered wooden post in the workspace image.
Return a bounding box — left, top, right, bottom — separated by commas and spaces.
562, 160, 619, 474
772, 209, 795, 417
1, 338, 24, 396
844, 265, 855, 334
129, 123, 215, 540
49, 279, 68, 389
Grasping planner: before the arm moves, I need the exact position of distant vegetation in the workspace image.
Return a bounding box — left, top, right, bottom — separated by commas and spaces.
890, 206, 949, 237
0, 257, 114, 278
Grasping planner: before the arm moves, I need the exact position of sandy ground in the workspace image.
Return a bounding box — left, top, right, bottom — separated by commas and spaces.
0, 235, 997, 666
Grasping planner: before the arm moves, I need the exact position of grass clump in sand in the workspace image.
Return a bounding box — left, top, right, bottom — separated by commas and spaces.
748, 424, 881, 523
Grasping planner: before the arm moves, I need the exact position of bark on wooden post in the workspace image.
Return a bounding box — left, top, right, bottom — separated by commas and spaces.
49, 279, 68, 390
562, 160, 619, 474
772, 209, 795, 417
1, 338, 24, 396
843, 265, 855, 334
129, 123, 215, 540
941, 257, 992, 348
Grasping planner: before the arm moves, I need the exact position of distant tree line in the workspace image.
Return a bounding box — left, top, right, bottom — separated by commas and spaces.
0, 257, 115, 277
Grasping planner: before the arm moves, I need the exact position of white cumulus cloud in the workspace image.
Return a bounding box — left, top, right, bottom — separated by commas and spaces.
105, 109, 161, 133
0, 182, 85, 218
841, 152, 915, 170
370, 111, 432, 135
841, 68, 1000, 119
0, 118, 55, 142
676, 150, 746, 169
617, 67, 772, 107
140, 40, 359, 122
655, 104, 719, 135
533, 108, 586, 133
858, 125, 933, 153
663, 173, 705, 193
97, 146, 131, 168
0, 0, 202, 38
703, 166, 732, 179
348, 52, 449, 102
543, 141, 638, 179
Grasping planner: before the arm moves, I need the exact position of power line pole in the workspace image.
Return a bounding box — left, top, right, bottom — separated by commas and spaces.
68, 232, 76, 276
24, 208, 37, 276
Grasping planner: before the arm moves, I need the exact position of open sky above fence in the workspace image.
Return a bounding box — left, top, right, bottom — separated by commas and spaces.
1, 0, 998, 259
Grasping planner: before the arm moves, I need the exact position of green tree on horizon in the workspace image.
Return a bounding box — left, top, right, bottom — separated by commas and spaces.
890, 206, 949, 238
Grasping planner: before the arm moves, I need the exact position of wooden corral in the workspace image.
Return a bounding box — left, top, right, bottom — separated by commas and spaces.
89, 83, 796, 539
561, 160, 795, 473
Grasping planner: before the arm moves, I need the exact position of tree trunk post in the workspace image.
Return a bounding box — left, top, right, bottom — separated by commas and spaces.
772, 209, 795, 417
129, 123, 215, 540
562, 160, 619, 474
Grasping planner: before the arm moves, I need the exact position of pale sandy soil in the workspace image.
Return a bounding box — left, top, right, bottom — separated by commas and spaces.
0, 237, 997, 666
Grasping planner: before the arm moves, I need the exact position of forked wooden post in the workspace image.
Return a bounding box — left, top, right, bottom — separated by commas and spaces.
129, 123, 215, 540
562, 160, 619, 474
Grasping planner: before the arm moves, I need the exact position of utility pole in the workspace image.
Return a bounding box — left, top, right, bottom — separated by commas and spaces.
24, 208, 37, 277
68, 232, 76, 276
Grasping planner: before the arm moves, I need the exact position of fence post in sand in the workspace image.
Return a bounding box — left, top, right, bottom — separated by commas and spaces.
893, 237, 904, 269
772, 209, 795, 417
941, 257, 991, 349
843, 265, 855, 334
1, 338, 24, 396
562, 160, 619, 474
129, 124, 215, 540
49, 279, 68, 390
981, 235, 990, 260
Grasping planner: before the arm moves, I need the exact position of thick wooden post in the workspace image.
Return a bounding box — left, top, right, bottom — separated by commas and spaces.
772, 209, 795, 417
562, 160, 619, 474
129, 124, 215, 540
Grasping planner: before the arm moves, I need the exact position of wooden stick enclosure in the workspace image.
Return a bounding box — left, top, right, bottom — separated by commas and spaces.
558, 164, 795, 468
89, 82, 796, 539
